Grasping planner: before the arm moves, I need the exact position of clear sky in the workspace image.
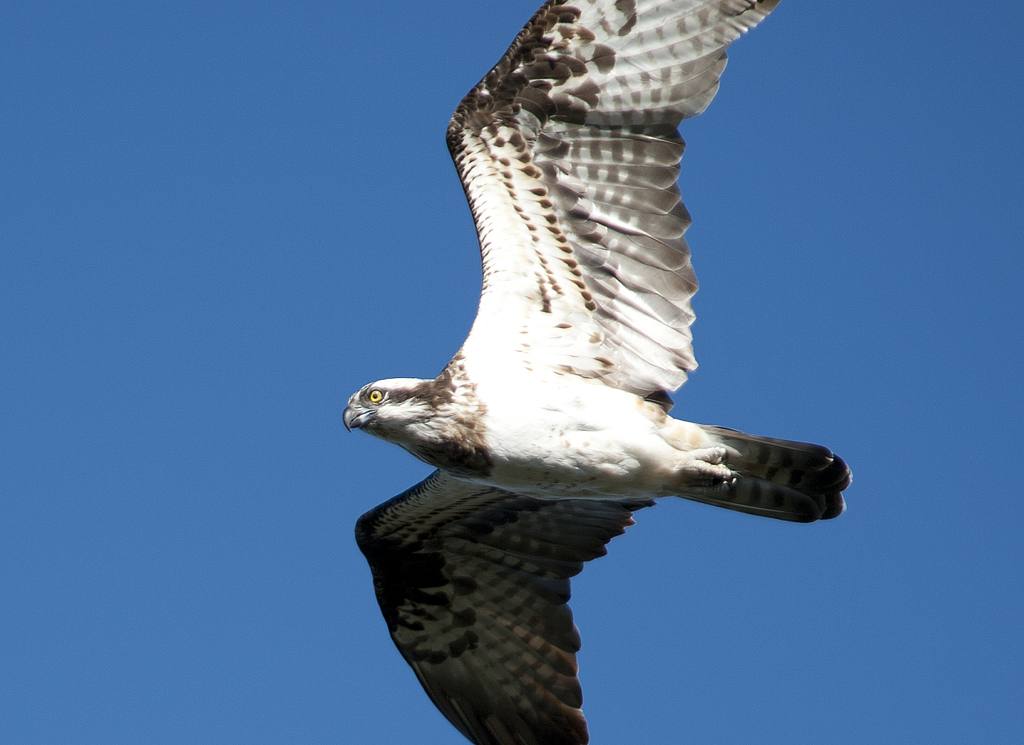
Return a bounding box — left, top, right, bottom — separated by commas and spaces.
2, 1, 1021, 743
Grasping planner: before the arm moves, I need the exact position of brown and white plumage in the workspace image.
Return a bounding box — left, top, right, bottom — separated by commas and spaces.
451, 0, 779, 396
357, 471, 651, 745
345, 2, 849, 744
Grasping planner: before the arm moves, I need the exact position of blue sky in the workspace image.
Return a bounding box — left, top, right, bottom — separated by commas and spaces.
2, 1, 1022, 743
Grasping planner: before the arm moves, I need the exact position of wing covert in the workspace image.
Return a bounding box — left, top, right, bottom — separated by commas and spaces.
448, 0, 781, 396
356, 470, 651, 745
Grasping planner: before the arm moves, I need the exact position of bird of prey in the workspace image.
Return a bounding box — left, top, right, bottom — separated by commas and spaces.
345, 1, 850, 744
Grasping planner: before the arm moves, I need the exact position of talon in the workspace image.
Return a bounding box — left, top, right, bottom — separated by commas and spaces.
678, 447, 735, 488
691, 446, 728, 466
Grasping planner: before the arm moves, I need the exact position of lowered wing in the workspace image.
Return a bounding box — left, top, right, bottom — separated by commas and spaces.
356, 470, 651, 745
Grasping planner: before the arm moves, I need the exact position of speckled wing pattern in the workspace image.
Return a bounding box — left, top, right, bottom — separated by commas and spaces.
450, 0, 780, 397
357, 2, 787, 743
356, 471, 651, 745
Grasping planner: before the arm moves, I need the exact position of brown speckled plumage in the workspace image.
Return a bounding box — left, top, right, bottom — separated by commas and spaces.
345, 4, 848, 745
357, 472, 651, 745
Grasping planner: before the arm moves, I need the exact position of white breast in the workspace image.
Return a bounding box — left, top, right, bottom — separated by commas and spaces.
465, 358, 706, 498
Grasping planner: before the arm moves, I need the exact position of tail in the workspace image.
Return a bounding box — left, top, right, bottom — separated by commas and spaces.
687, 425, 851, 523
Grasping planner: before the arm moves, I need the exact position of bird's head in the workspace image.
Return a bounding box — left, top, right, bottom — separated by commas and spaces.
343, 378, 436, 442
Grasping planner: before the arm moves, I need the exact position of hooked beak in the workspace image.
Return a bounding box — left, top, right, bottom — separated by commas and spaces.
343, 404, 376, 432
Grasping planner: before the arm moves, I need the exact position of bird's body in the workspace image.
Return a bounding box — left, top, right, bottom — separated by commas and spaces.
344, 1, 850, 743
367, 366, 709, 497
349, 357, 844, 520
479, 377, 707, 500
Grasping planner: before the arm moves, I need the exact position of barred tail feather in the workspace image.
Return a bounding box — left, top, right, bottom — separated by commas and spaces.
689, 426, 851, 523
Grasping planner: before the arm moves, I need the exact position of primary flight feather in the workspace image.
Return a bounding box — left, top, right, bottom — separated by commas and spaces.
345, 1, 850, 743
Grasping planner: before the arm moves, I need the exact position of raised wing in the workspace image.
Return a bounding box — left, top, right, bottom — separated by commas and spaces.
355, 470, 651, 745
450, 0, 780, 398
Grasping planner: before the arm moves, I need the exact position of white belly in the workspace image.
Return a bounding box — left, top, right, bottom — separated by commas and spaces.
468, 371, 713, 499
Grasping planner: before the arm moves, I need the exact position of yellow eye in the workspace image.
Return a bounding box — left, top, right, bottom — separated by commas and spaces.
368, 389, 384, 404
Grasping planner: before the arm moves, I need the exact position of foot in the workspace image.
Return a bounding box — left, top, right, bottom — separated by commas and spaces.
678, 447, 735, 488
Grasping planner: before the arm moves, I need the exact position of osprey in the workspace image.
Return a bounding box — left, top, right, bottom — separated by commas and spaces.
345, 1, 850, 744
